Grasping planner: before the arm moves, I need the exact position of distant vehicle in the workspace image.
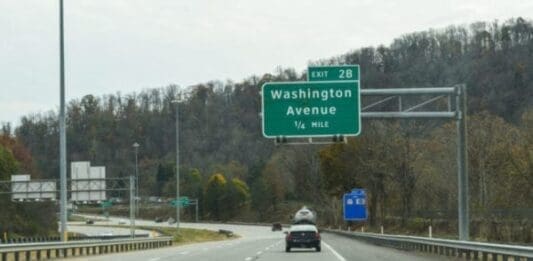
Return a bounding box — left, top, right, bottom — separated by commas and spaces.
85, 220, 94, 225
293, 206, 316, 225
167, 217, 176, 224
272, 223, 282, 231
285, 224, 321, 252
154, 217, 163, 223
109, 197, 123, 203
99, 231, 113, 236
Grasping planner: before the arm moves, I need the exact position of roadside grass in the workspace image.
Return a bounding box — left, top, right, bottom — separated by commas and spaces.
141, 226, 233, 245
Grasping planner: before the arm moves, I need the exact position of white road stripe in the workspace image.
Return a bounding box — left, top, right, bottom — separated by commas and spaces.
180, 251, 189, 255
323, 241, 347, 261
245, 257, 253, 261
148, 258, 161, 261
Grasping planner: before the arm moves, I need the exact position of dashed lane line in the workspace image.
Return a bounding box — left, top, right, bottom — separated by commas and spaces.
323, 241, 347, 261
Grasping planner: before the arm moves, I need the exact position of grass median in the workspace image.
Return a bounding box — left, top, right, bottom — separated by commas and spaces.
80, 224, 236, 245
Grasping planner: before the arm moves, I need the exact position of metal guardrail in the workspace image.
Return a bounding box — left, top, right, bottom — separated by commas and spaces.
0, 234, 149, 244
0, 236, 173, 261
325, 229, 533, 260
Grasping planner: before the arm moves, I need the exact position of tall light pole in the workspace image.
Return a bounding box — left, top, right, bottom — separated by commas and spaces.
133, 142, 139, 217
58, 0, 68, 242
171, 98, 180, 231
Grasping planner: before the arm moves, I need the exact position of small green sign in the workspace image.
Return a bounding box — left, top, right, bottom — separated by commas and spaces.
308, 65, 359, 81
170, 197, 190, 207
261, 81, 361, 137
100, 200, 112, 208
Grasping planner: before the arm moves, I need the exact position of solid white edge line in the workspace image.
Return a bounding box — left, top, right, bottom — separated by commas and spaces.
323, 241, 347, 261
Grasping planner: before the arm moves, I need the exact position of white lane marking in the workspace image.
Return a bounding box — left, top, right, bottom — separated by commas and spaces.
148, 258, 161, 261
323, 241, 347, 261
202, 247, 209, 251
180, 251, 189, 255
256, 251, 262, 255
244, 257, 253, 261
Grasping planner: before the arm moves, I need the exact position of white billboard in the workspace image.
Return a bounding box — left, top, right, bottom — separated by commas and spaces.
70, 161, 106, 202
11, 175, 56, 201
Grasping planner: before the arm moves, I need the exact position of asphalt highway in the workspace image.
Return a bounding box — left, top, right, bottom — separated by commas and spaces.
69, 215, 453, 261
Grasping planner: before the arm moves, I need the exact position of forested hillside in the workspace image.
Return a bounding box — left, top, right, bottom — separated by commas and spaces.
1, 18, 532, 240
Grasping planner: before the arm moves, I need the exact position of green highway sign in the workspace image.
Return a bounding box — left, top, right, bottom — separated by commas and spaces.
308, 65, 359, 81
261, 81, 361, 138
100, 200, 112, 208
171, 197, 190, 207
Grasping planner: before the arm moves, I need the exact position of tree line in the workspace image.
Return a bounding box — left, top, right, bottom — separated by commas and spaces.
0, 17, 531, 241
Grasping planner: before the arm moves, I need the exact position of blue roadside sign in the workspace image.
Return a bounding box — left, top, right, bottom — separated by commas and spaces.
343, 189, 367, 221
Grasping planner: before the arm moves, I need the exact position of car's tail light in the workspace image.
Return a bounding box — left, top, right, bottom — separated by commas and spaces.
315, 232, 321, 240
287, 233, 292, 240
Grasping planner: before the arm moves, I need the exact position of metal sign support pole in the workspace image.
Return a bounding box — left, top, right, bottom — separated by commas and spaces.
129, 175, 135, 238
193, 199, 199, 223
176, 103, 181, 231
456, 84, 469, 240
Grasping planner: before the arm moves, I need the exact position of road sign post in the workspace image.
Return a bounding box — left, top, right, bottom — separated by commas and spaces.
262, 81, 361, 138
343, 189, 367, 221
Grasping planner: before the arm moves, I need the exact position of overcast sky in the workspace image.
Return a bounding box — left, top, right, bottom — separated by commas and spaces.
1, 0, 532, 126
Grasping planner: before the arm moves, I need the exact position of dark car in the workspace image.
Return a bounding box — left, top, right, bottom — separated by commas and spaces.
285, 224, 321, 252
154, 217, 163, 223
85, 220, 94, 225
272, 222, 282, 231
